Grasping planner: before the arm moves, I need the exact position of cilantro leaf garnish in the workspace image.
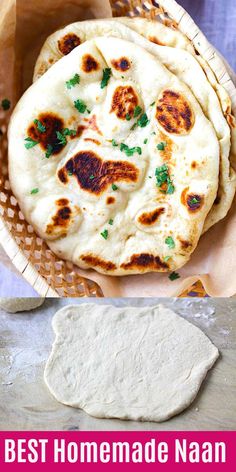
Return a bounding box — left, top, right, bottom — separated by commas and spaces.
101, 68, 112, 89
126, 113, 131, 121
1, 98, 11, 110
24, 137, 39, 149
157, 142, 167, 151
155, 163, 175, 194
101, 229, 108, 240
112, 184, 118, 191
66, 73, 80, 89
133, 106, 142, 118
120, 143, 142, 156
62, 128, 76, 136
165, 236, 175, 249
30, 188, 39, 194
169, 271, 180, 281
137, 113, 149, 128
164, 256, 171, 262
45, 144, 53, 158
108, 219, 113, 225
74, 99, 87, 113
112, 139, 118, 147
150, 101, 155, 107
89, 174, 95, 180
131, 122, 138, 131
144, 138, 148, 144
56, 131, 67, 146
34, 119, 46, 133
189, 197, 200, 205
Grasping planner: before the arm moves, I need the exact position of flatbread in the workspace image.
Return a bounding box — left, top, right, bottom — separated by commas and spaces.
44, 303, 219, 422
8, 36, 219, 275
0, 297, 44, 313
33, 17, 236, 233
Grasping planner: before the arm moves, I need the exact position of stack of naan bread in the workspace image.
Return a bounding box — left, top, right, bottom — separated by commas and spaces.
8, 18, 236, 276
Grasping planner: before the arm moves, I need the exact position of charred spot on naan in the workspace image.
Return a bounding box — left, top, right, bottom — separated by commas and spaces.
106, 196, 115, 205
148, 36, 165, 46
120, 253, 169, 271
27, 112, 65, 155
80, 254, 116, 271
58, 150, 139, 194
156, 90, 194, 134
138, 207, 165, 225
177, 237, 192, 251
181, 187, 204, 212
110, 85, 139, 120
84, 138, 101, 145
111, 57, 131, 72
82, 54, 99, 73
58, 33, 81, 55
157, 131, 174, 162
46, 199, 72, 236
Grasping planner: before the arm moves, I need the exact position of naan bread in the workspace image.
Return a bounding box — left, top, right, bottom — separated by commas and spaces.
8, 37, 219, 275
33, 18, 236, 233
44, 304, 219, 422
0, 297, 44, 313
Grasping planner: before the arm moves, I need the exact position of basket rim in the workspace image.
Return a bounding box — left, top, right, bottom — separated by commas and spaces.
1, 0, 236, 297
156, 0, 236, 111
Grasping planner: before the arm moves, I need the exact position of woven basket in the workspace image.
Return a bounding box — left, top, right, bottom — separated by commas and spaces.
0, 0, 235, 297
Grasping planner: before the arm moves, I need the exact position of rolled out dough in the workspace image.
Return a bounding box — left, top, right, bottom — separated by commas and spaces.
0, 297, 45, 313
44, 304, 219, 422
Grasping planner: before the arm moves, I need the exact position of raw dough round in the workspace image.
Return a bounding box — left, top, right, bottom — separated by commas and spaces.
0, 297, 45, 313
45, 303, 219, 422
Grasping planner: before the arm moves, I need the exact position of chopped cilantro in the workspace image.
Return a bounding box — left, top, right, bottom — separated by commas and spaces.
133, 106, 142, 118
169, 271, 180, 281
101, 229, 108, 240
164, 256, 171, 262
74, 99, 87, 113
144, 138, 148, 144
166, 181, 175, 194
56, 131, 67, 146
151, 131, 156, 135
137, 113, 149, 128
165, 236, 175, 249
24, 137, 39, 149
112, 183, 118, 191
131, 122, 138, 131
66, 73, 80, 89
34, 119, 46, 133
189, 197, 200, 205
45, 144, 53, 158
1, 98, 11, 110
155, 163, 175, 194
89, 174, 95, 180
68, 171, 73, 176
120, 143, 142, 156
121, 75, 125, 79
30, 188, 39, 195
126, 113, 131, 121
101, 68, 112, 89
62, 128, 76, 136
112, 139, 118, 147
150, 101, 155, 106
108, 219, 113, 225
157, 141, 167, 151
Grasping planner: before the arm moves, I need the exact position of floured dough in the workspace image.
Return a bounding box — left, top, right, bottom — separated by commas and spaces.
45, 303, 219, 422
0, 297, 45, 313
